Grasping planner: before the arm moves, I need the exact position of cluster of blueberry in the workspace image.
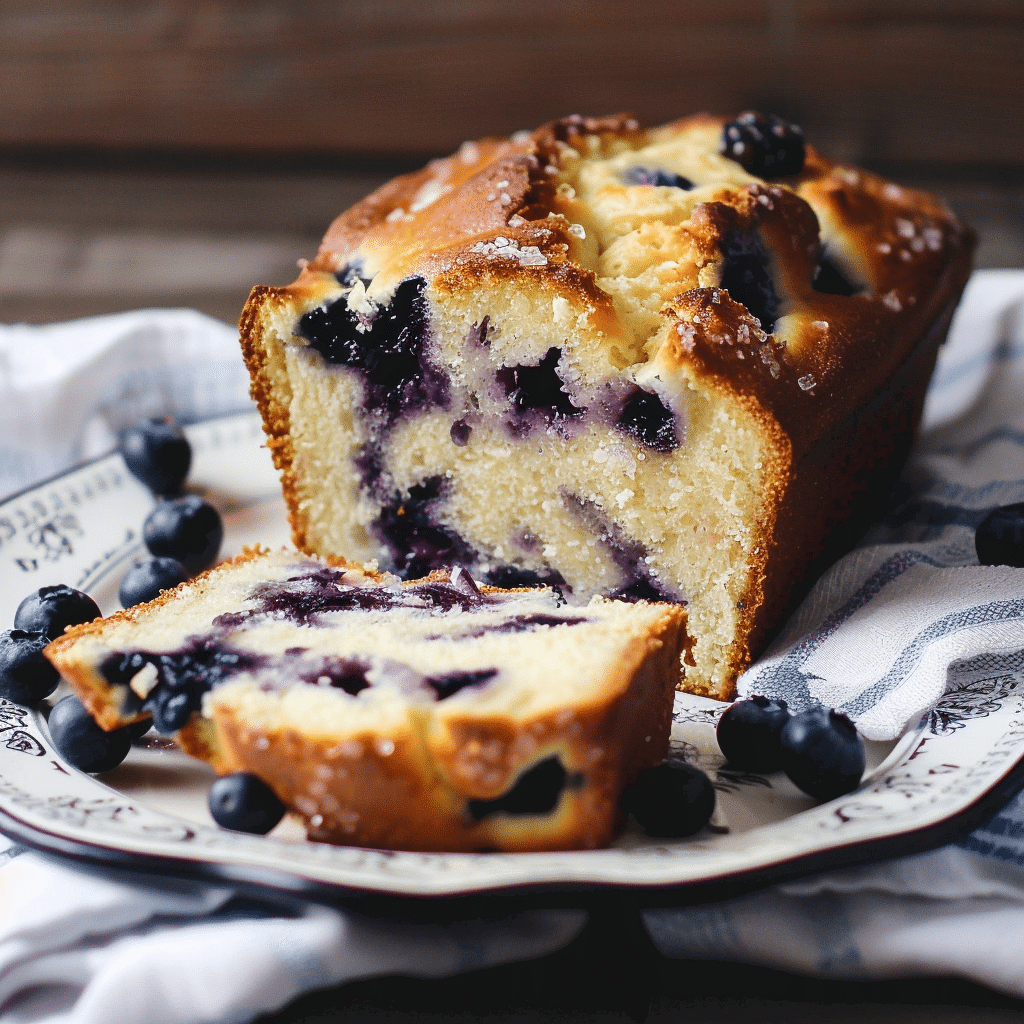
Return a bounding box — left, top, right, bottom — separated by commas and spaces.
718, 697, 865, 800
0, 420, 223, 770
620, 697, 867, 843
118, 419, 223, 606
0, 584, 142, 772
0, 420, 279, 833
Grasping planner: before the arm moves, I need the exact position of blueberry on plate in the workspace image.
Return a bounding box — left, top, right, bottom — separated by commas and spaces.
0, 630, 61, 704
721, 111, 806, 178
716, 694, 792, 773
622, 759, 716, 838
143, 494, 223, 574
208, 772, 286, 834
779, 706, 865, 801
14, 585, 101, 640
120, 417, 192, 496
47, 694, 132, 773
975, 503, 1024, 567
119, 556, 190, 607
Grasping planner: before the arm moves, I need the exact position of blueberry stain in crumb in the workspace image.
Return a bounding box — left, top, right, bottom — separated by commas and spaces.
484, 565, 567, 590
426, 668, 498, 700
496, 347, 584, 428
296, 655, 372, 696
297, 276, 447, 421
813, 250, 861, 297
216, 564, 492, 633
423, 612, 583, 641
565, 493, 674, 603
372, 477, 476, 579
610, 576, 672, 603
101, 643, 266, 735
616, 388, 679, 452
450, 419, 472, 446
335, 261, 371, 288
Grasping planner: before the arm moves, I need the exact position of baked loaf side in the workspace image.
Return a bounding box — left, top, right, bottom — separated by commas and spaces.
45, 548, 687, 852
240, 112, 975, 699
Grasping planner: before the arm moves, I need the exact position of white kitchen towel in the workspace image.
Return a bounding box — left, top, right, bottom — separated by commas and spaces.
646, 780, 1024, 997
0, 308, 253, 497
0, 834, 585, 1024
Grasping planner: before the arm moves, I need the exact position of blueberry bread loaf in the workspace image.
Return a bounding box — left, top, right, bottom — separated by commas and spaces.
239, 112, 975, 700
45, 548, 686, 852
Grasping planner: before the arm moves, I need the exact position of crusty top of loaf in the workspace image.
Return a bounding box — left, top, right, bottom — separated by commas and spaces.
274, 113, 974, 459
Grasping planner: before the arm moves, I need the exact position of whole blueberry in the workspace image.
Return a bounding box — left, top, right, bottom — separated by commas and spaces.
623, 759, 716, 838
975, 503, 1024, 567
722, 111, 806, 178
14, 585, 101, 640
126, 716, 153, 741
143, 495, 223, 574
47, 694, 132, 773
0, 630, 61, 704
779, 707, 865, 801
208, 772, 286, 834
716, 695, 792, 773
120, 418, 192, 496
119, 557, 190, 608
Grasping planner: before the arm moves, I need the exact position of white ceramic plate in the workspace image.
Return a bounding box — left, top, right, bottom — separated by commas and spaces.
1, 412, 1023, 903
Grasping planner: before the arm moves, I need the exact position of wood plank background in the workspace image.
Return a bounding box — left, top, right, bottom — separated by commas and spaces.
0, 1, 1021, 328
1, 1, 1022, 166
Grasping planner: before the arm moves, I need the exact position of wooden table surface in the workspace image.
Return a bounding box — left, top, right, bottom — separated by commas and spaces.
2, 155, 1022, 1023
